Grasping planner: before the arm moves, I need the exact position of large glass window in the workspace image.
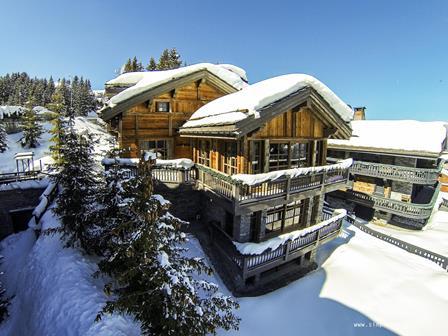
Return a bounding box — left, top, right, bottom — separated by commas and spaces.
198, 140, 211, 166
222, 142, 238, 175
269, 143, 289, 171
140, 140, 168, 159
265, 201, 305, 236
291, 143, 309, 168
284, 201, 304, 229
265, 205, 284, 234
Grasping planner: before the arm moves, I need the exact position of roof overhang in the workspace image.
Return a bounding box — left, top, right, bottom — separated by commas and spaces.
100, 69, 240, 121
327, 143, 442, 159
179, 86, 352, 140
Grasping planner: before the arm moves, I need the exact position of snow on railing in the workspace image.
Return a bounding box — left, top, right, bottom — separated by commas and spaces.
28, 181, 58, 230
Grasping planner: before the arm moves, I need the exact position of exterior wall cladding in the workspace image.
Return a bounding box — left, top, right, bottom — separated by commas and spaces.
327, 148, 442, 230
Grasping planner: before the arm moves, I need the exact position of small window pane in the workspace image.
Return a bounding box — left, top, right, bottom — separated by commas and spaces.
156, 102, 169, 112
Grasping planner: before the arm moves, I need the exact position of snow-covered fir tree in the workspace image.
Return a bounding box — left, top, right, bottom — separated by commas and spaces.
21, 98, 44, 148
48, 88, 67, 165
158, 49, 171, 70
168, 48, 182, 69
50, 117, 99, 252
96, 153, 240, 336
0, 121, 7, 153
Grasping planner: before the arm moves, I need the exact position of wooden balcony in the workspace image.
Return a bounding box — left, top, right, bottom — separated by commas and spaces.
196, 164, 350, 207
349, 160, 442, 184
209, 209, 345, 282
343, 184, 440, 221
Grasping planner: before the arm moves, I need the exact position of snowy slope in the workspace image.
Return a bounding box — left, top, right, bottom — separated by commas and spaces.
0, 209, 140, 336
328, 120, 448, 154
183, 74, 353, 128
0, 117, 113, 173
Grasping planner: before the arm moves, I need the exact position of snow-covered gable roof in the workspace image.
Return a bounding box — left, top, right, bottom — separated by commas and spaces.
104, 63, 248, 108
328, 120, 448, 156
180, 74, 353, 138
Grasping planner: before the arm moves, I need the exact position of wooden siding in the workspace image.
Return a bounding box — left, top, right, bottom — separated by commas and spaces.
118, 81, 227, 158
250, 107, 324, 140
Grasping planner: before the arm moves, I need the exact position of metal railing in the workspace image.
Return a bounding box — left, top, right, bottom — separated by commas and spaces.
210, 209, 345, 280
344, 183, 440, 220
345, 214, 448, 271
350, 160, 442, 185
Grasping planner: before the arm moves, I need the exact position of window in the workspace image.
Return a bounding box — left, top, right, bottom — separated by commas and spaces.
265, 205, 284, 234
222, 142, 238, 175
140, 140, 168, 159
198, 140, 211, 166
155, 101, 170, 112
269, 143, 289, 171
251, 141, 263, 174
291, 143, 309, 168
265, 201, 305, 236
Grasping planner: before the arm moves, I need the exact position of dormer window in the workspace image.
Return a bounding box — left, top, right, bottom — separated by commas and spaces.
156, 102, 170, 112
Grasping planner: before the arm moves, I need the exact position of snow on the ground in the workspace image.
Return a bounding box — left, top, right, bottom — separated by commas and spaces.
367, 191, 448, 256
0, 207, 141, 336
182, 74, 353, 129
225, 223, 448, 336
0, 116, 113, 174
104, 63, 248, 109
328, 120, 448, 155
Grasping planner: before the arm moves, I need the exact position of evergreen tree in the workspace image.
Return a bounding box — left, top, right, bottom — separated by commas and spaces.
50, 117, 99, 252
146, 57, 157, 71
96, 154, 240, 336
21, 98, 44, 148
122, 58, 133, 73
48, 87, 67, 164
0, 121, 7, 153
157, 49, 171, 70
168, 48, 182, 69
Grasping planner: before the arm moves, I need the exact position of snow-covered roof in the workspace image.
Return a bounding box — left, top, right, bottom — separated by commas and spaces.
0, 105, 26, 119
104, 63, 248, 109
328, 120, 448, 155
182, 74, 353, 129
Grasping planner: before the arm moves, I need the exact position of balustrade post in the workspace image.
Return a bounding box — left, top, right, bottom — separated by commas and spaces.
284, 240, 291, 261
232, 183, 240, 202
285, 177, 291, 201
242, 256, 249, 279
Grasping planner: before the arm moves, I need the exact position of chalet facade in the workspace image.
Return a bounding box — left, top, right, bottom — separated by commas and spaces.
327, 110, 448, 230
101, 68, 354, 293
100, 63, 248, 158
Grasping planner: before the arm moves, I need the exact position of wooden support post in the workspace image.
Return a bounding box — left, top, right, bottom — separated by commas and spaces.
263, 140, 270, 173
284, 240, 291, 261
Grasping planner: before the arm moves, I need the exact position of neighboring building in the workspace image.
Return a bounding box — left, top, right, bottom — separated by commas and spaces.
327, 116, 448, 230
102, 70, 354, 293
100, 63, 248, 158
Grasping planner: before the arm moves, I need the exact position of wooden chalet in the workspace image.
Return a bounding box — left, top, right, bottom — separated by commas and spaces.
327, 111, 448, 230
100, 63, 248, 159
101, 69, 354, 293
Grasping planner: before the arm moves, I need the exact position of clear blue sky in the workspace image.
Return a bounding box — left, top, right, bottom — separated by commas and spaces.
1, 0, 447, 121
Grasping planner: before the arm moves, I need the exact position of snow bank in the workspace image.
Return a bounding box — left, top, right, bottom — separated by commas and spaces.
183, 74, 353, 128
232, 159, 352, 186
234, 209, 346, 255
329, 120, 448, 154
0, 209, 141, 336
0, 106, 26, 119
105, 63, 248, 109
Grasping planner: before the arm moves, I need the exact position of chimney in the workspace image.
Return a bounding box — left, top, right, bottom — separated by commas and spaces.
353, 107, 366, 120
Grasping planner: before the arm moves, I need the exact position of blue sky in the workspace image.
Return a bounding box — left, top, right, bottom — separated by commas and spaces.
0, 0, 447, 121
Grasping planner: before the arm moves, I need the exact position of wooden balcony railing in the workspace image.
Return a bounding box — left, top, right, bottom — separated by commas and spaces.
197, 164, 350, 205
345, 183, 440, 220
349, 160, 442, 184
210, 209, 346, 281
152, 166, 197, 184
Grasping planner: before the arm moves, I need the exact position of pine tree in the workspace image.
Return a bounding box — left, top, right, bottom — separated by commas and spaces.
146, 57, 157, 71
21, 98, 44, 148
122, 58, 133, 73
168, 48, 182, 69
0, 121, 7, 153
50, 117, 99, 252
96, 154, 240, 336
157, 49, 171, 70
48, 88, 67, 164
